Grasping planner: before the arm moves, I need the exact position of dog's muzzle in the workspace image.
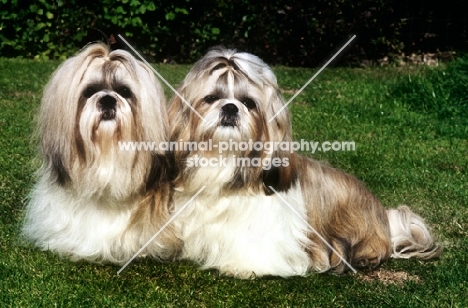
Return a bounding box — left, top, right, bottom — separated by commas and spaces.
99, 95, 117, 121
220, 103, 239, 127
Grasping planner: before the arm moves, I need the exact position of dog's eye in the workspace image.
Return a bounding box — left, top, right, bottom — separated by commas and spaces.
117, 86, 132, 99
203, 95, 219, 104
242, 97, 256, 110
83, 87, 98, 98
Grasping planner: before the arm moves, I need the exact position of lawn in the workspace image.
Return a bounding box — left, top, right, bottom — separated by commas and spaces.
0, 55, 467, 307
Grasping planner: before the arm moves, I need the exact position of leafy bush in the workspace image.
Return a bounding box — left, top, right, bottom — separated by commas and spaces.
0, 0, 465, 65
0, 0, 167, 59
1, 0, 92, 59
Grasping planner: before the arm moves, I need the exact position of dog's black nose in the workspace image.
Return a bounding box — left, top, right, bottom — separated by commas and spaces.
220, 103, 239, 127
99, 95, 117, 110
222, 103, 239, 115
99, 95, 117, 120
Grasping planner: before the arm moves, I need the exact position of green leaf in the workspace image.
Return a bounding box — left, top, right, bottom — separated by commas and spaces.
131, 16, 142, 26
35, 23, 45, 30
116, 6, 126, 14
175, 8, 189, 15
211, 27, 220, 35
165, 12, 175, 20
147, 2, 156, 11
46, 12, 53, 19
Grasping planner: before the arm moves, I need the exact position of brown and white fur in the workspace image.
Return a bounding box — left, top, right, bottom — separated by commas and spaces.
168, 46, 442, 278
22, 43, 180, 264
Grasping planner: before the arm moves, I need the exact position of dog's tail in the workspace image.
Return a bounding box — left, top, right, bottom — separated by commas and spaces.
386, 206, 442, 260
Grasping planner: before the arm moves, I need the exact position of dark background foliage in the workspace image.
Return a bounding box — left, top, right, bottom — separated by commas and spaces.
1, 0, 466, 66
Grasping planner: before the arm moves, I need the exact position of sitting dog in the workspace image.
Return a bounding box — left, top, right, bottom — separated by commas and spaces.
22, 43, 180, 264
167, 46, 442, 278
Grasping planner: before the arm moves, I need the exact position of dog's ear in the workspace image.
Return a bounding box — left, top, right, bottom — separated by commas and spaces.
38, 44, 111, 186
132, 58, 169, 146
44, 153, 71, 186
167, 84, 199, 167
262, 153, 297, 195
262, 86, 298, 195
146, 152, 178, 191
168, 92, 187, 142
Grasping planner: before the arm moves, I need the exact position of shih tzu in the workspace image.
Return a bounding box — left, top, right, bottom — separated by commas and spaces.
22, 43, 179, 264
168, 46, 442, 278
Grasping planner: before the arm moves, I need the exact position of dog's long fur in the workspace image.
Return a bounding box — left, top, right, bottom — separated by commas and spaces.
22, 43, 180, 264
168, 46, 442, 278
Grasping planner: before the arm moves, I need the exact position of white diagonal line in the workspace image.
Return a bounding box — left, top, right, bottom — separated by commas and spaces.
117, 35, 206, 122
117, 186, 206, 275
268, 35, 356, 123
269, 186, 358, 273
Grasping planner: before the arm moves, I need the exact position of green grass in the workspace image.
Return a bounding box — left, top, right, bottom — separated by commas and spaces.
1, 57, 467, 307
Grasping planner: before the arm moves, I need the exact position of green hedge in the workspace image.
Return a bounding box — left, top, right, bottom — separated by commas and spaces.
0, 0, 465, 66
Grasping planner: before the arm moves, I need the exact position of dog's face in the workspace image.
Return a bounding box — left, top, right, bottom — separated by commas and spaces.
169, 47, 297, 194
78, 57, 137, 143
39, 44, 169, 201
76, 56, 139, 165
188, 61, 269, 148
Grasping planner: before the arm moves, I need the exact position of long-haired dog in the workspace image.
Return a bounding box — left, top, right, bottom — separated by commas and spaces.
168, 46, 442, 278
22, 43, 179, 264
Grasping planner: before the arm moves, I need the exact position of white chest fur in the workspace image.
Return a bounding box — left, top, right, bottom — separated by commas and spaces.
174, 185, 312, 278
22, 180, 136, 264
